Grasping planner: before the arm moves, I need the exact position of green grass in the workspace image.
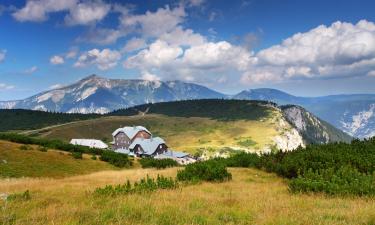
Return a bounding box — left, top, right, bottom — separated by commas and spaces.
34, 113, 282, 154
0, 141, 116, 178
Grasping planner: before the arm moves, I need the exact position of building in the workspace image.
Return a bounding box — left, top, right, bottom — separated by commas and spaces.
112, 126, 151, 150
112, 126, 195, 163
70, 139, 108, 149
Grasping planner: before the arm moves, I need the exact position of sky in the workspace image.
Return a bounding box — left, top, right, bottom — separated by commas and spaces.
1, 0, 375, 100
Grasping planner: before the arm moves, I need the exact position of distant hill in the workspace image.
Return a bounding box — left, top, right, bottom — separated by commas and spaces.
0, 109, 100, 132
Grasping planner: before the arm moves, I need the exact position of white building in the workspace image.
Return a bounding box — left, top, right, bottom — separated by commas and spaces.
70, 139, 108, 149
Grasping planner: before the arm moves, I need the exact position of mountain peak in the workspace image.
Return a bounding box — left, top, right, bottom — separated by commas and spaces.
80, 74, 103, 81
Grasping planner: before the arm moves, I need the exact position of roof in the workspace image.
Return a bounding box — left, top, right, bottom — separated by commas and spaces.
70, 139, 108, 149
112, 126, 151, 139
129, 137, 165, 155
154, 150, 190, 158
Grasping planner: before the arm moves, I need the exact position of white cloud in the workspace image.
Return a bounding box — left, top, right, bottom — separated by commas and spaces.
64, 1, 111, 26
65, 47, 78, 59
0, 49, 6, 63
187, 0, 205, 7
12, 0, 110, 25
120, 5, 186, 38
182, 41, 253, 71
122, 37, 147, 53
241, 20, 375, 84
159, 26, 206, 46
24, 66, 38, 74
50, 55, 64, 65
141, 71, 160, 81
124, 39, 254, 84
124, 40, 183, 69
75, 48, 121, 70
0, 83, 15, 90
12, 0, 77, 22
367, 70, 375, 77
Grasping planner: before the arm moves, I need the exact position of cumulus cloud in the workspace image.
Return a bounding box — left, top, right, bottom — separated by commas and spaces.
75, 48, 121, 70
12, 0, 110, 25
120, 5, 186, 38
12, 0, 77, 22
122, 37, 147, 53
0, 83, 15, 90
124, 40, 183, 69
64, 1, 111, 26
24, 66, 38, 74
50, 55, 65, 65
124, 39, 254, 83
141, 71, 161, 81
0, 49, 6, 63
241, 20, 375, 84
159, 26, 206, 46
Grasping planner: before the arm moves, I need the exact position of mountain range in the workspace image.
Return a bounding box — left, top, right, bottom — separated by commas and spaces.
0, 74, 374, 138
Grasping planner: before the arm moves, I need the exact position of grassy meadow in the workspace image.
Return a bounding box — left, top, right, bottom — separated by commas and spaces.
0, 141, 116, 178
1, 167, 375, 225
31, 113, 283, 154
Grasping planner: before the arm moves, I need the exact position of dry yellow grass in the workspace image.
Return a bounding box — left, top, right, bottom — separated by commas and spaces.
1, 168, 375, 225
34, 113, 282, 153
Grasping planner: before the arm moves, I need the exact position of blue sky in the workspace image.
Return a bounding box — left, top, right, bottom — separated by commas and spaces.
1, 0, 375, 100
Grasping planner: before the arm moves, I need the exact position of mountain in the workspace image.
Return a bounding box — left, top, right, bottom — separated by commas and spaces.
233, 89, 375, 138
0, 75, 225, 114
1, 74, 373, 139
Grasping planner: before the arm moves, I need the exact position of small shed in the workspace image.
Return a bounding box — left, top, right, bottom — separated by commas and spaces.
70, 139, 108, 149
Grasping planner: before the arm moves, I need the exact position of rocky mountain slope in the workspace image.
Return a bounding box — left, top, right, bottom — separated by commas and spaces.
0, 75, 224, 114
233, 89, 375, 138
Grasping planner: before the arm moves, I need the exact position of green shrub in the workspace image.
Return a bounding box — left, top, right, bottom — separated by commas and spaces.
177, 160, 232, 183
289, 166, 375, 196
38, 146, 48, 152
19, 145, 32, 151
91, 155, 97, 160
100, 151, 132, 168
94, 175, 178, 196
7, 190, 31, 201
139, 158, 178, 169
71, 151, 83, 159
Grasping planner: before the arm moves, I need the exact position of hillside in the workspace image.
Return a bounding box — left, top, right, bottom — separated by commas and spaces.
233, 88, 375, 138
0, 109, 100, 132
0, 140, 115, 178
1, 167, 375, 224
30, 100, 351, 155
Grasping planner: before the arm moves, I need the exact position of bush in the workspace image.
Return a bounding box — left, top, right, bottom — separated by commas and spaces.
7, 190, 31, 201
38, 146, 48, 152
19, 145, 32, 151
289, 166, 375, 196
177, 160, 232, 182
139, 158, 178, 169
94, 175, 178, 196
71, 151, 82, 159
100, 151, 132, 168
91, 155, 97, 160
